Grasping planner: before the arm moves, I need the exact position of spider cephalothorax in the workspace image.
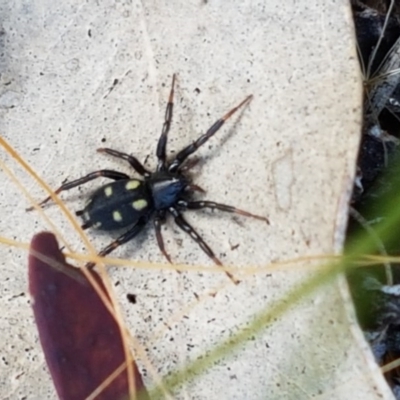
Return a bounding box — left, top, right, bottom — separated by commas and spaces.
32, 75, 268, 283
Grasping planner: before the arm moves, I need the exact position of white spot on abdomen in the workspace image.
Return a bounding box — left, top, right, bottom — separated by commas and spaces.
126, 180, 141, 190
113, 210, 123, 222
132, 199, 147, 210
104, 186, 113, 197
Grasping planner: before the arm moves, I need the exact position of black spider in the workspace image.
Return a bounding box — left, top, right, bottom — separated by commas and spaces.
31, 75, 268, 283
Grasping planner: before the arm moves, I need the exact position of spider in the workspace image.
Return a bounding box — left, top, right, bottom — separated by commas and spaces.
31, 75, 268, 283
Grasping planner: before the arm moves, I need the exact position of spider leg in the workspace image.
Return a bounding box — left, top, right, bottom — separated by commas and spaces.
97, 148, 150, 177
168, 95, 252, 172
179, 157, 201, 172
154, 210, 172, 263
27, 170, 130, 211
182, 158, 206, 192
157, 74, 176, 171
86, 217, 148, 269
168, 207, 239, 284
177, 200, 269, 223
186, 184, 206, 194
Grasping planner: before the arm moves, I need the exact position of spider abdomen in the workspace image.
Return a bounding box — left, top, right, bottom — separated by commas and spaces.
80, 179, 153, 230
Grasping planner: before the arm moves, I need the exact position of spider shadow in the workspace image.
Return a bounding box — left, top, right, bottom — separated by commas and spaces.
205, 101, 250, 164
89, 223, 153, 266
178, 100, 252, 177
